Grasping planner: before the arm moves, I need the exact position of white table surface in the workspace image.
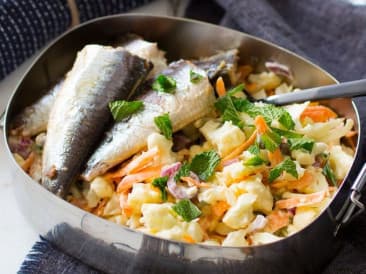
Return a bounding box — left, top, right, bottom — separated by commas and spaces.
0, 0, 189, 272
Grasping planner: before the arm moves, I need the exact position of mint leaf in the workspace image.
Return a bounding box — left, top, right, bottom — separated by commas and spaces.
261, 130, 281, 152
154, 113, 173, 140
174, 162, 191, 182
227, 83, 245, 96
152, 75, 176, 93
247, 143, 260, 155
288, 138, 315, 153
215, 96, 244, 128
190, 70, 204, 83
271, 127, 303, 139
109, 100, 143, 122
323, 161, 337, 186
269, 158, 298, 182
244, 155, 266, 166
190, 150, 221, 181
152, 176, 169, 201
233, 99, 295, 130
172, 199, 201, 222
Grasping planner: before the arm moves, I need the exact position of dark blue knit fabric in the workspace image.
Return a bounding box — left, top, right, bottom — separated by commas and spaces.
0, 0, 151, 80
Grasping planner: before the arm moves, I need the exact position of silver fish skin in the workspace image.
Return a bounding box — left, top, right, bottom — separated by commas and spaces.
82, 60, 215, 181
10, 79, 64, 137
42, 45, 151, 197
120, 35, 167, 77
193, 49, 239, 86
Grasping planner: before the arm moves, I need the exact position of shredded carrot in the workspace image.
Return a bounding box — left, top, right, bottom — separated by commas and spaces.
21, 152, 35, 172
183, 235, 196, 244
254, 115, 269, 134
268, 148, 283, 167
238, 65, 253, 80
116, 165, 162, 193
212, 201, 230, 217
275, 190, 327, 209
271, 170, 314, 191
221, 130, 258, 164
265, 210, 292, 233
300, 105, 337, 123
92, 199, 107, 216
245, 82, 258, 94
180, 176, 211, 188
345, 130, 357, 138
215, 76, 226, 97
109, 147, 159, 179
119, 193, 133, 217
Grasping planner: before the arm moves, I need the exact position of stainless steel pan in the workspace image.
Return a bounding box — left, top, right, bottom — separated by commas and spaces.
2, 14, 366, 274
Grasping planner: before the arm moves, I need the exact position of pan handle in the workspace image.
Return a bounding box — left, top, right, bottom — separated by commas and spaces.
334, 163, 366, 235
0, 111, 4, 131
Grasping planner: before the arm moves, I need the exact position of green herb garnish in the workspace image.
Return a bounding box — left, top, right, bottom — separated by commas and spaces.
233, 98, 295, 130
108, 100, 143, 122
269, 158, 298, 182
227, 83, 245, 96
244, 155, 266, 166
247, 143, 260, 155
152, 176, 169, 201
271, 127, 303, 139
152, 75, 176, 93
154, 113, 173, 140
172, 199, 201, 222
189, 150, 221, 181
215, 95, 244, 128
323, 161, 337, 186
190, 70, 204, 83
174, 162, 191, 182
261, 130, 282, 152
288, 138, 315, 153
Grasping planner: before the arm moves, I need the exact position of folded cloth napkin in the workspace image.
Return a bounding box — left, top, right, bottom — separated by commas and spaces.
17, 0, 366, 273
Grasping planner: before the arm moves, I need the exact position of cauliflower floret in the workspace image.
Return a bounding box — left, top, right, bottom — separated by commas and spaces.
215, 222, 235, 236
291, 150, 315, 166
248, 71, 282, 92
223, 193, 256, 229
140, 203, 177, 231
200, 120, 246, 157
90, 176, 114, 198
102, 193, 121, 217
274, 82, 293, 95
297, 118, 354, 143
222, 229, 248, 247
251, 232, 282, 245
141, 203, 204, 242
127, 183, 162, 215
329, 145, 354, 180
251, 89, 267, 100
229, 175, 273, 214
284, 102, 309, 130
287, 206, 318, 235
198, 186, 236, 206
303, 169, 329, 194
221, 161, 262, 186
147, 132, 177, 165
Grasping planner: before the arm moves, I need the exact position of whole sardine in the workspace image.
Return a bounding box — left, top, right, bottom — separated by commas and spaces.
82, 60, 215, 181
42, 45, 151, 197
10, 79, 64, 137
10, 36, 167, 138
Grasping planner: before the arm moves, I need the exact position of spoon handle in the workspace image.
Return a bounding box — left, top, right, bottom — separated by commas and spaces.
265, 79, 366, 105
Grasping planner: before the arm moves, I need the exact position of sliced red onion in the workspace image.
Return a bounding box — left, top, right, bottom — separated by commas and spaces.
167, 175, 198, 199
8, 135, 34, 159
222, 157, 239, 167
161, 162, 181, 177
247, 214, 267, 234
265, 61, 293, 81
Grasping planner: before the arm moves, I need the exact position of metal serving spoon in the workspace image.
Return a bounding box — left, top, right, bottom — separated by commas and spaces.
264, 78, 366, 105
